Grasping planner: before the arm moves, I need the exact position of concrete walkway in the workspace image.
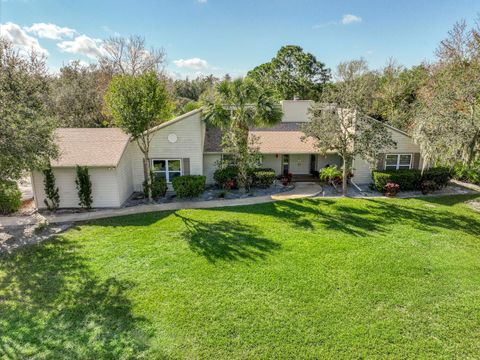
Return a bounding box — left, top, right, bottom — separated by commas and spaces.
0, 183, 323, 226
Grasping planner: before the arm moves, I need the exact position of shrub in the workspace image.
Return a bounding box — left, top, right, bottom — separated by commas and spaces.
384, 181, 400, 196
319, 166, 343, 185
0, 180, 22, 215
43, 164, 60, 211
172, 175, 206, 198
213, 166, 238, 189
280, 172, 293, 186
143, 172, 167, 198
372, 169, 422, 192
422, 167, 452, 189
453, 161, 480, 184
251, 168, 276, 188
421, 180, 437, 195
75, 165, 93, 209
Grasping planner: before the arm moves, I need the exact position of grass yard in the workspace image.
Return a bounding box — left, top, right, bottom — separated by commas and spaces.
1, 195, 480, 359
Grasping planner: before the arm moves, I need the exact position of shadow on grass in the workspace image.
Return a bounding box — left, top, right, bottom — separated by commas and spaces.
175, 213, 281, 263
0, 236, 154, 359
207, 194, 480, 238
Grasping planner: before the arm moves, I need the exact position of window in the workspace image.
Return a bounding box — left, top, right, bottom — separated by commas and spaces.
385, 154, 412, 170
152, 159, 182, 182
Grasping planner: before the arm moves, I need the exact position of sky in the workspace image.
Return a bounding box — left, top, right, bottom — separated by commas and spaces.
0, 0, 479, 78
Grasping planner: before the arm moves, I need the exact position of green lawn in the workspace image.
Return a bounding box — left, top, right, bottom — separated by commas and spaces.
1, 195, 480, 359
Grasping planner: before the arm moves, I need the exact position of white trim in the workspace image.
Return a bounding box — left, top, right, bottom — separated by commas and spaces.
385, 153, 413, 170
151, 158, 183, 183
366, 115, 413, 138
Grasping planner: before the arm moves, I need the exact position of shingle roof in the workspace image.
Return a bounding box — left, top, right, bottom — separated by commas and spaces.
204, 122, 322, 154
51, 128, 130, 167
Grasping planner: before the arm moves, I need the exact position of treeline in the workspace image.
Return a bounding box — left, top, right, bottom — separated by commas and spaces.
1, 18, 479, 183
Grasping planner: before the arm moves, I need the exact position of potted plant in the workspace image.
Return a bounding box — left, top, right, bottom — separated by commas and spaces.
384, 181, 400, 197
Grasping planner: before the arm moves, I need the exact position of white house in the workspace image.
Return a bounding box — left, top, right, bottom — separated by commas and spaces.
31, 100, 424, 209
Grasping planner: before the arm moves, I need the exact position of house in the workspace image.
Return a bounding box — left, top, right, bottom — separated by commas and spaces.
31, 100, 424, 209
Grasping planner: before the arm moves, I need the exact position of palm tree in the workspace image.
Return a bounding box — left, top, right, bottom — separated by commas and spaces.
203, 78, 282, 190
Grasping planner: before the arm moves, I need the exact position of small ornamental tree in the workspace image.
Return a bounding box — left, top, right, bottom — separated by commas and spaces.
203, 78, 282, 190
42, 164, 60, 211
302, 59, 396, 196
75, 165, 93, 209
104, 71, 173, 201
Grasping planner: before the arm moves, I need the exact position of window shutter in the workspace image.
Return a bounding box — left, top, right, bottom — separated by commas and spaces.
376, 153, 385, 170
412, 153, 421, 169
183, 158, 190, 175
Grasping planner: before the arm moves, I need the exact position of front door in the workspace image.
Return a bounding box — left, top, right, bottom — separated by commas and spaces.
282, 154, 289, 175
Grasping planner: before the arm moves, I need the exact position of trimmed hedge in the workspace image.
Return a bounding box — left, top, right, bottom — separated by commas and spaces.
422, 167, 452, 189
213, 166, 238, 188
143, 173, 167, 198
251, 168, 276, 188
0, 180, 22, 215
172, 175, 206, 198
372, 169, 422, 192
372, 167, 452, 193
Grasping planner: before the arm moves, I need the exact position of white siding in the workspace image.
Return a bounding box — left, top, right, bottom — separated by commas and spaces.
130, 111, 205, 191
33, 167, 121, 208
280, 100, 313, 122
115, 145, 134, 206
203, 154, 221, 184
352, 156, 373, 184
352, 128, 423, 184
317, 154, 342, 170
261, 154, 282, 174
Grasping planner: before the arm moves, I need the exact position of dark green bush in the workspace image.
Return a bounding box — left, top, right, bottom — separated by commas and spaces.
75, 165, 92, 209
251, 168, 276, 188
143, 173, 167, 198
43, 164, 60, 211
372, 169, 422, 192
0, 180, 22, 215
172, 175, 206, 198
213, 166, 238, 188
422, 167, 452, 189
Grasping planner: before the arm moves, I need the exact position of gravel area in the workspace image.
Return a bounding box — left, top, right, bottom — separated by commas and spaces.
314, 183, 476, 198
0, 213, 73, 254
123, 183, 295, 207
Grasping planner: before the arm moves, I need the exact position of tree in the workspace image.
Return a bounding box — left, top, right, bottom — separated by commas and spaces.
302, 59, 396, 196
43, 164, 60, 211
99, 35, 166, 76
0, 39, 58, 181
50, 60, 112, 127
369, 60, 428, 132
173, 75, 218, 115
414, 20, 480, 165
246, 45, 331, 100
203, 78, 282, 190
104, 71, 173, 201
75, 165, 92, 209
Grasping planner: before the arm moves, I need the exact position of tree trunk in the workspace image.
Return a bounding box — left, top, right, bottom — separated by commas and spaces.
143, 154, 152, 202
342, 158, 348, 197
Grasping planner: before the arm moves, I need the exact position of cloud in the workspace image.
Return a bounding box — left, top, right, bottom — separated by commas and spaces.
57, 34, 105, 59
341, 14, 362, 25
173, 57, 209, 70
196, 0, 207, 3
0, 22, 48, 55
25, 23, 76, 40
313, 13, 362, 29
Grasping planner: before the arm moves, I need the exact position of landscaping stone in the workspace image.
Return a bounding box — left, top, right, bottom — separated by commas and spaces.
123, 183, 295, 208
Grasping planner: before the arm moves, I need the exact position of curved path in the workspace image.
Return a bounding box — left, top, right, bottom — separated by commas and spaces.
0, 183, 323, 226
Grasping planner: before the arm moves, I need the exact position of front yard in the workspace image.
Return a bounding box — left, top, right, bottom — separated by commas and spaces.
1, 195, 480, 358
